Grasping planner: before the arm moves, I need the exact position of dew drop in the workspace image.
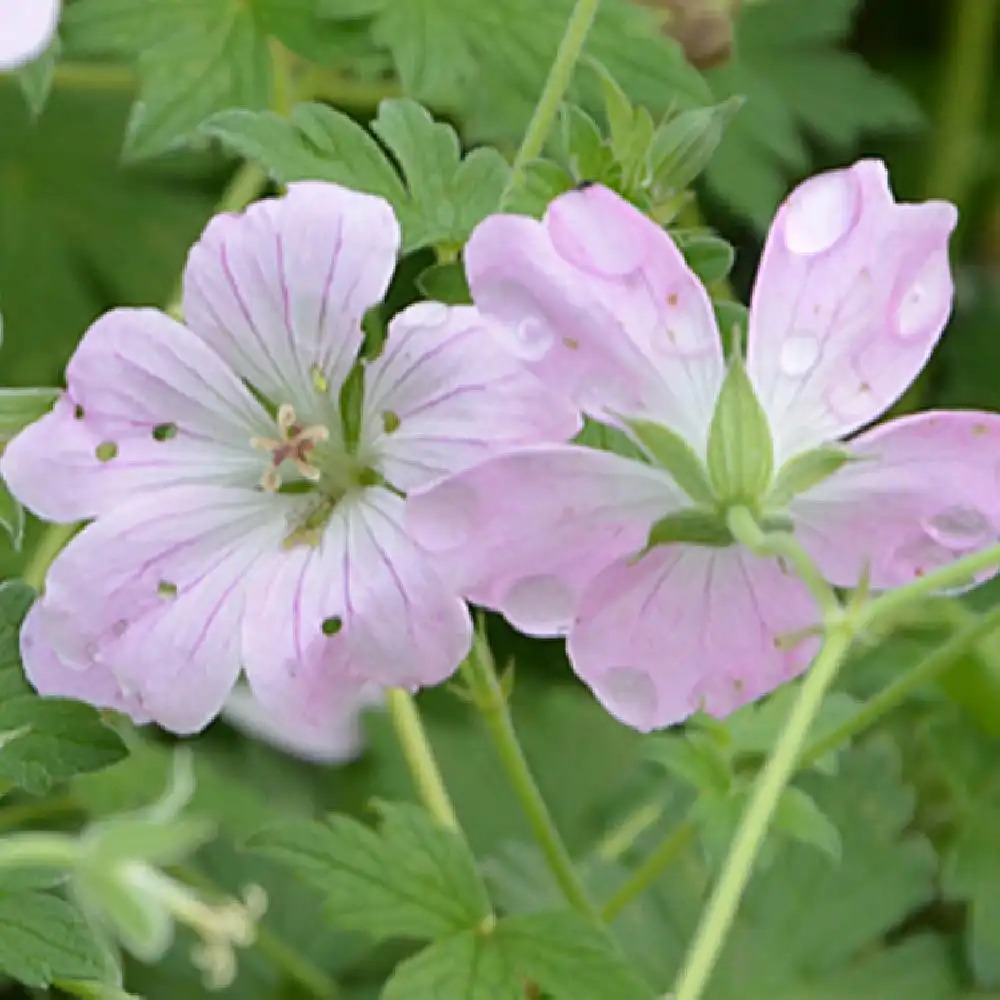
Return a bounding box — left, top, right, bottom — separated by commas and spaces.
893, 254, 950, 340
157, 580, 178, 599
95, 441, 118, 462
778, 334, 821, 377
782, 171, 859, 256
407, 301, 451, 327
502, 575, 577, 635
824, 376, 873, 422
923, 506, 995, 550
381, 410, 401, 434
152, 422, 177, 442
597, 666, 659, 731
514, 318, 554, 361
321, 615, 343, 636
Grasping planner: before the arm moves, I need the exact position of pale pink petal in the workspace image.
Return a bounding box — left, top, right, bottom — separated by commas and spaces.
37, 486, 289, 734
242, 490, 470, 723
568, 545, 820, 731
466, 185, 724, 449
21, 601, 151, 723
748, 160, 958, 463
183, 183, 400, 416
0, 0, 59, 70
361, 303, 580, 490
0, 308, 271, 522
406, 445, 682, 636
222, 682, 381, 764
791, 411, 1000, 589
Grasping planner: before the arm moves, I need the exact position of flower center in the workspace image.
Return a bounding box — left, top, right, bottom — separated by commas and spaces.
250, 403, 329, 493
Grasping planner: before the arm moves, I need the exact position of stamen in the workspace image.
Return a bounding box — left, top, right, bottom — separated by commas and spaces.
252, 404, 330, 492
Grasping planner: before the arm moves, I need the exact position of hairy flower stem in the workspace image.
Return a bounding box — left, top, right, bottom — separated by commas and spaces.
499, 0, 601, 207
672, 619, 855, 1000
384, 689, 461, 833
461, 627, 603, 923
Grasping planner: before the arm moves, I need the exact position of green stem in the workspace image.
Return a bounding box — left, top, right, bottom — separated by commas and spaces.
594, 798, 665, 861
499, 0, 601, 206
384, 689, 460, 832
798, 602, 1000, 769
0, 831, 79, 869
462, 630, 602, 922
600, 819, 695, 922
726, 506, 841, 619
924, 0, 1000, 202
863, 541, 1000, 628
672, 621, 855, 1000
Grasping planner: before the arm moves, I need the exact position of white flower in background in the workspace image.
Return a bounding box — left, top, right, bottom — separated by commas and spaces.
0, 0, 60, 71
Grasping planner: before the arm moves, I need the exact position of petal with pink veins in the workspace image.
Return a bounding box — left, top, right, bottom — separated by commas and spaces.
183, 182, 400, 415
791, 410, 1000, 590
21, 601, 151, 723
242, 490, 470, 724
35, 486, 289, 734
362, 303, 580, 490
406, 445, 682, 636
747, 160, 958, 463
0, 308, 271, 522
465, 184, 724, 448
568, 544, 820, 731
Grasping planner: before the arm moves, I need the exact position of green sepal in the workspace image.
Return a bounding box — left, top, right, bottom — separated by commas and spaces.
643, 508, 733, 551
645, 97, 744, 202
624, 417, 713, 504
706, 356, 774, 505
767, 445, 858, 507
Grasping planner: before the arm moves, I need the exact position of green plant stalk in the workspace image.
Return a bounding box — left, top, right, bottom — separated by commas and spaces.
726, 506, 840, 618
600, 819, 695, 922
0, 831, 79, 869
500, 0, 601, 206
924, 0, 1000, 203
384, 689, 460, 833
0, 794, 79, 833
798, 601, 1000, 768
461, 633, 602, 922
672, 620, 855, 1000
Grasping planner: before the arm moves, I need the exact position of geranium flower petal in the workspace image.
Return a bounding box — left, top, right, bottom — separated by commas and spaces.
748, 160, 958, 463
0, 308, 270, 522
407, 445, 682, 636
183, 182, 400, 414
242, 490, 470, 725
791, 411, 1000, 589
0, 0, 59, 70
362, 303, 580, 490
21, 600, 151, 723
568, 544, 820, 731
465, 184, 724, 448
35, 486, 288, 734
222, 682, 381, 764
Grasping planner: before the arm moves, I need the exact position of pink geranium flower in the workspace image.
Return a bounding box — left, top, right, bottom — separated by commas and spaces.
0, 0, 60, 70
3, 182, 577, 734
409, 161, 1000, 731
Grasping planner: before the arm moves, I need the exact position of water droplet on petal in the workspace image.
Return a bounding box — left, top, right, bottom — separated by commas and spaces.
778, 334, 821, 377
892, 253, 951, 340
597, 666, 659, 731
514, 318, 554, 360
408, 479, 478, 551
406, 301, 451, 327
547, 187, 647, 277
782, 171, 859, 256
923, 506, 995, 550
502, 575, 577, 635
